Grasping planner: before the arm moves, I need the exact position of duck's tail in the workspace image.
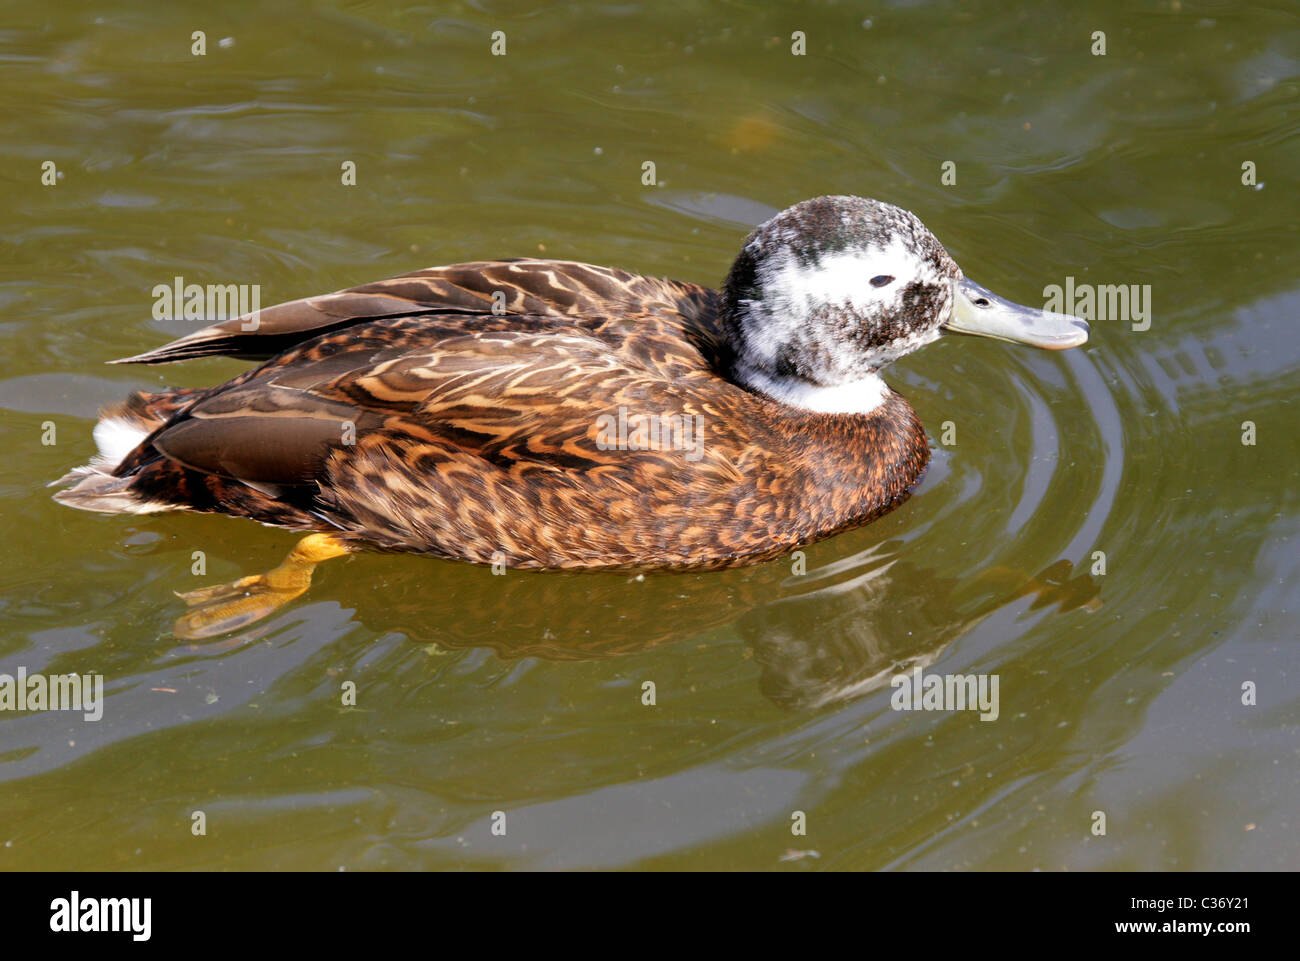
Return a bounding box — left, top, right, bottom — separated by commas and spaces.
50, 387, 201, 514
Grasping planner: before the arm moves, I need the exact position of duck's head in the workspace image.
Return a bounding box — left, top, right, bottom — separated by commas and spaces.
720, 195, 1088, 414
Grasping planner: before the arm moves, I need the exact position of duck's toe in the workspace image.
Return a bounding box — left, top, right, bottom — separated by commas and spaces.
173, 577, 304, 639
171, 533, 351, 639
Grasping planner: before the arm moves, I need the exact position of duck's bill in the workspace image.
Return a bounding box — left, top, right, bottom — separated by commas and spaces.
944, 277, 1089, 349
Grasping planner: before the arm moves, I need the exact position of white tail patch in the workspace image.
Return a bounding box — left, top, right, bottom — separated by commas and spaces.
92, 415, 148, 471
50, 411, 173, 515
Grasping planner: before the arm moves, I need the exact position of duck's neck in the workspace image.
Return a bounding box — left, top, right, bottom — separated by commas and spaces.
728, 354, 892, 416
719, 293, 895, 416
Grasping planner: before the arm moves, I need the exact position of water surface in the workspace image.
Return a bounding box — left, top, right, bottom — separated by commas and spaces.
1, 0, 1297, 870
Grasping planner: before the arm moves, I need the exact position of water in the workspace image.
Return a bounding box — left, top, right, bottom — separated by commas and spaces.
1, 0, 1297, 870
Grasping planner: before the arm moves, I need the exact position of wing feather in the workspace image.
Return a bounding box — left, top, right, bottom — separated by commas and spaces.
111, 259, 696, 364
131, 325, 745, 508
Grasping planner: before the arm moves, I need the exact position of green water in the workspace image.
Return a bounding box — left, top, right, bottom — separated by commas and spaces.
2, 0, 1297, 870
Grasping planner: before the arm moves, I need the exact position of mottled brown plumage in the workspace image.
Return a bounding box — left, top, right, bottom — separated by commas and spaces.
61, 257, 930, 569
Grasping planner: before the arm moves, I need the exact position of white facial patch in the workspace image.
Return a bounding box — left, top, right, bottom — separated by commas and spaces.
760, 239, 924, 315
735, 236, 948, 373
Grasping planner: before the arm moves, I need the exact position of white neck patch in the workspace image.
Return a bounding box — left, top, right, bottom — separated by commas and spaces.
737, 365, 890, 415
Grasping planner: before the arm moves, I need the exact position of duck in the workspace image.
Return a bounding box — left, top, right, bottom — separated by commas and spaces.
52, 195, 1088, 638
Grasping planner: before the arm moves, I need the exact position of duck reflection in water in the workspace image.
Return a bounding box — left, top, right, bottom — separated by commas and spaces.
204, 544, 1100, 711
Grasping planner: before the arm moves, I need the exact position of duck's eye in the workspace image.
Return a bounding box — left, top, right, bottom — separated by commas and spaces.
870, 275, 894, 288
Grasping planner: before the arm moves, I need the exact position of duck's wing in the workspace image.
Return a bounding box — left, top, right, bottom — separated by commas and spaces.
317, 328, 756, 564
113, 260, 706, 365
112, 321, 754, 561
